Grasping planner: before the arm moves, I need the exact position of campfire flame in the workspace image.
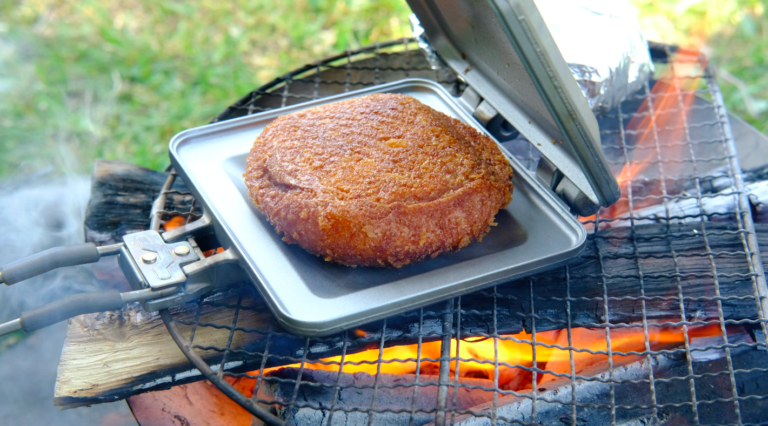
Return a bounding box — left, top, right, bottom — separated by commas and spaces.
583, 47, 708, 222
265, 323, 732, 391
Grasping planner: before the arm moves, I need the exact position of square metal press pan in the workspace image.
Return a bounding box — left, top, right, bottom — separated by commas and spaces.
169, 79, 586, 336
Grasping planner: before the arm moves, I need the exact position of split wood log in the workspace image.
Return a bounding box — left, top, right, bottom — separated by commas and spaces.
54, 160, 767, 408
53, 287, 277, 409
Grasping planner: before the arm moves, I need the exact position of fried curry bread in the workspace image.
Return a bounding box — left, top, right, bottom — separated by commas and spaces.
244, 93, 513, 267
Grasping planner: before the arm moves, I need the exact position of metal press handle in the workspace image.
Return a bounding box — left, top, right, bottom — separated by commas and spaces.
19, 290, 124, 333
0, 286, 179, 336
0, 242, 123, 285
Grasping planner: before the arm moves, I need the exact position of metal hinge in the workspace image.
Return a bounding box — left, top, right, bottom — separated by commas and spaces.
117, 211, 248, 311
459, 87, 601, 216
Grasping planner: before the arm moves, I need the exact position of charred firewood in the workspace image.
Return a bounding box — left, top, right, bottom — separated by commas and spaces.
264, 368, 496, 426
443, 346, 768, 426
84, 160, 194, 246
54, 160, 768, 408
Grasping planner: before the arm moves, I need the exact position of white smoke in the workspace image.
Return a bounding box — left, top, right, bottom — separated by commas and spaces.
0, 174, 98, 323
0, 173, 136, 423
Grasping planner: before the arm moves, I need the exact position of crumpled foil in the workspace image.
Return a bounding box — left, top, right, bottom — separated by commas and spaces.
409, 0, 653, 115
409, 14, 444, 71
535, 0, 654, 114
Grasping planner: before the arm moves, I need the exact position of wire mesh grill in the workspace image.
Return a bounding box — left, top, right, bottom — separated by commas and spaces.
156, 40, 768, 425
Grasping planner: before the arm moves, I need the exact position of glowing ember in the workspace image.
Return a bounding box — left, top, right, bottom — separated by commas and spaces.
163, 216, 187, 231
264, 324, 731, 391
203, 247, 225, 257
163, 217, 222, 257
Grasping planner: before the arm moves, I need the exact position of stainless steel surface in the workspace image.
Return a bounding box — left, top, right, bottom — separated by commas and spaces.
0, 318, 21, 336
95, 243, 124, 256
181, 247, 242, 284
138, 176, 245, 312
162, 210, 213, 243
149, 170, 176, 232
729, 112, 768, 170
173, 246, 190, 256
122, 230, 199, 289
143, 282, 217, 312
473, 100, 499, 127
118, 245, 147, 290
169, 78, 586, 336
407, 0, 620, 213
119, 286, 180, 304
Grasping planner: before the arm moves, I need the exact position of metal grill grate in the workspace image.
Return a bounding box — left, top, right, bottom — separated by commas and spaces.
156, 40, 768, 425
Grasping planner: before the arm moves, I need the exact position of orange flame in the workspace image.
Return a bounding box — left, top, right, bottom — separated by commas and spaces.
619, 47, 705, 186
163, 216, 187, 231
587, 47, 708, 222
264, 323, 729, 391
162, 217, 223, 257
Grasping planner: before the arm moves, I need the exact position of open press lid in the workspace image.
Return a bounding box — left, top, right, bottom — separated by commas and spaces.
407, 0, 621, 215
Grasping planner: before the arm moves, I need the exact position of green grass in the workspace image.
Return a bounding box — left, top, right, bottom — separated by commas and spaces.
0, 0, 411, 177
633, 0, 768, 133
0, 0, 765, 178
710, 10, 768, 133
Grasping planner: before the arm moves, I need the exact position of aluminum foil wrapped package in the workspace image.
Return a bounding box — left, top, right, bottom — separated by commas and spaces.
410, 0, 653, 115
534, 0, 653, 114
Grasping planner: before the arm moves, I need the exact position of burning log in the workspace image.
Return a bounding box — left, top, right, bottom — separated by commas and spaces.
53, 160, 767, 407
602, 179, 768, 228
261, 326, 759, 425
435, 353, 679, 426
270, 324, 737, 387
264, 369, 496, 426
127, 377, 260, 426
441, 339, 768, 426
442, 357, 664, 425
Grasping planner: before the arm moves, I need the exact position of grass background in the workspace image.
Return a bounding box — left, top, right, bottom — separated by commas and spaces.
0, 0, 766, 178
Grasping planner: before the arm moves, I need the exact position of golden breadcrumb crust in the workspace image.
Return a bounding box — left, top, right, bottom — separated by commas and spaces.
244, 93, 513, 267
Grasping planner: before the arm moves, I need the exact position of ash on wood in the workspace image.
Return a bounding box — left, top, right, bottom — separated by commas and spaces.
54, 160, 767, 407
